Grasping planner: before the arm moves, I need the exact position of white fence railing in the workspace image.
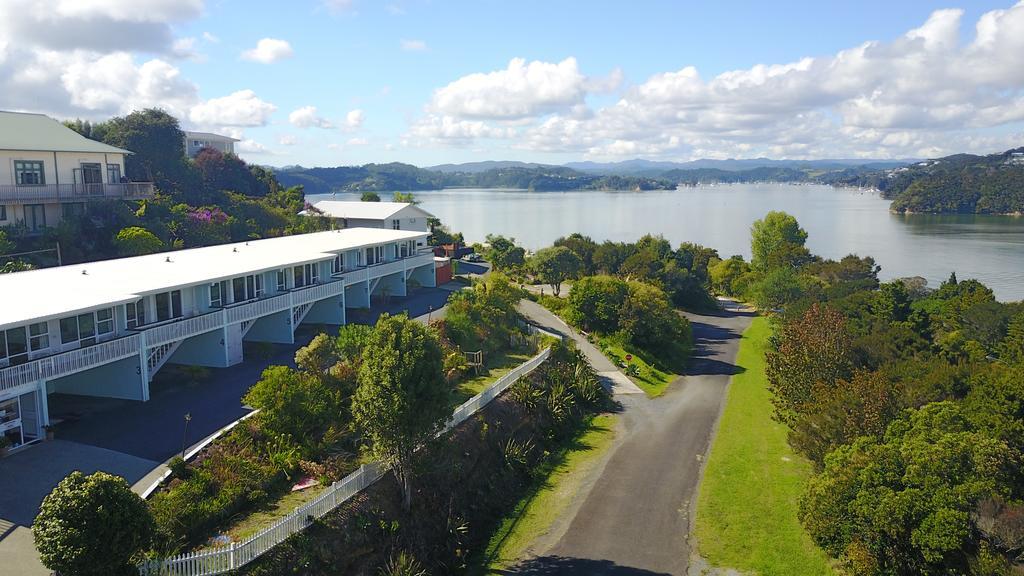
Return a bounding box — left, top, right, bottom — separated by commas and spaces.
144, 312, 226, 347
138, 346, 552, 576
0, 334, 142, 394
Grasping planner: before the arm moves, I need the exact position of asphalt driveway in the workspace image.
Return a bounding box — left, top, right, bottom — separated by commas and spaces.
512, 300, 754, 575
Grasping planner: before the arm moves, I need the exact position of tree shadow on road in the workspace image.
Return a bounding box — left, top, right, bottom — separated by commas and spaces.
685, 321, 747, 376
497, 556, 672, 575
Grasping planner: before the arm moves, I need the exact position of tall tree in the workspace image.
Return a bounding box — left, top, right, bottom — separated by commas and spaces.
352, 314, 448, 511
94, 109, 200, 198
361, 192, 381, 202
528, 246, 583, 296
485, 234, 526, 270
113, 226, 163, 256
750, 211, 810, 271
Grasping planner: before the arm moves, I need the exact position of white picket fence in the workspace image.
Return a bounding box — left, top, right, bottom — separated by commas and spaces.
138, 346, 552, 576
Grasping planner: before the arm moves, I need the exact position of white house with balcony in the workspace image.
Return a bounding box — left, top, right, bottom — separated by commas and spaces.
183, 131, 239, 158
0, 111, 155, 233
303, 201, 434, 236
0, 228, 436, 451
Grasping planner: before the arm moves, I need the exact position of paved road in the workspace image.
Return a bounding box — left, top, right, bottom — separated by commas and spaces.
512, 300, 754, 575
517, 300, 643, 395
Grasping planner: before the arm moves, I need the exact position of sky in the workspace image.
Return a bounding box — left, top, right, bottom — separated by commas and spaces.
1, 0, 1023, 167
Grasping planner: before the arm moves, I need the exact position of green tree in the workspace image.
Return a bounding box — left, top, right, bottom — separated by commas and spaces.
392, 191, 417, 203
352, 314, 448, 511
765, 303, 853, 426
750, 211, 810, 271
999, 311, 1024, 364
113, 226, 163, 256
565, 275, 630, 333
619, 281, 693, 359
485, 234, 526, 270
361, 192, 381, 202
800, 402, 1018, 574
243, 365, 346, 454
94, 109, 200, 199
553, 233, 597, 274
528, 246, 583, 296
709, 255, 750, 295
748, 266, 803, 310
33, 471, 155, 576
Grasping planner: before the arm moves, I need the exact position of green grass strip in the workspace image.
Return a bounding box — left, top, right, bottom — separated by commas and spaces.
694, 316, 834, 576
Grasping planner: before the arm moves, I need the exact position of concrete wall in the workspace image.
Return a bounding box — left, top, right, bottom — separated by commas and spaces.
244, 309, 294, 344
171, 328, 231, 368
305, 295, 345, 325
46, 356, 146, 400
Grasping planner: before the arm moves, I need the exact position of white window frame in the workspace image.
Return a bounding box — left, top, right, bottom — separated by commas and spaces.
29, 322, 49, 352
276, 269, 287, 292
126, 299, 146, 329
392, 219, 400, 230
209, 281, 224, 307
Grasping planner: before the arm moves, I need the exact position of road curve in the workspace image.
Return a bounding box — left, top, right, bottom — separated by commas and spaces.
511, 300, 754, 576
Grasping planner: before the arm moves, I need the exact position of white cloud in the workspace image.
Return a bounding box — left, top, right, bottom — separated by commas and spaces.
345, 109, 365, 129
51, 0, 204, 22
278, 134, 298, 146
322, 0, 354, 14
410, 4, 1024, 159
202, 31, 220, 43
430, 57, 587, 119
347, 137, 369, 145
189, 89, 276, 127
400, 39, 427, 52
386, 4, 406, 15
236, 139, 270, 154
241, 38, 294, 64
289, 105, 334, 128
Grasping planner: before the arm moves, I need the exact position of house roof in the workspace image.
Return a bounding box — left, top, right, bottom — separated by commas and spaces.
0, 111, 133, 154
0, 228, 428, 331
184, 131, 241, 142
304, 201, 435, 221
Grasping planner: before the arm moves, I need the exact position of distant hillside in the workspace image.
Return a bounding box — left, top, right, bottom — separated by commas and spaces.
830, 147, 1024, 214
425, 160, 555, 173
278, 163, 675, 193
566, 158, 910, 175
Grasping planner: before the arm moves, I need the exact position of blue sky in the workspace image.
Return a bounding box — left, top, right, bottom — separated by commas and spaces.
2, 1, 1023, 166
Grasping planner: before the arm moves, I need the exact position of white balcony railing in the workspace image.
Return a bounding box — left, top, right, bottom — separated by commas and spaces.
0, 334, 142, 395
0, 182, 155, 203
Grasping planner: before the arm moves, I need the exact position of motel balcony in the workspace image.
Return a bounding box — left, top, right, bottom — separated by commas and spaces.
0, 182, 155, 203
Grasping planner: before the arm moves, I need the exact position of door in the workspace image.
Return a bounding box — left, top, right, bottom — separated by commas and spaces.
25, 204, 46, 232
80, 163, 103, 196
20, 391, 39, 443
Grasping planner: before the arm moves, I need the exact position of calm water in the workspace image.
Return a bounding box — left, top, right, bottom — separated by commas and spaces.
312, 184, 1024, 301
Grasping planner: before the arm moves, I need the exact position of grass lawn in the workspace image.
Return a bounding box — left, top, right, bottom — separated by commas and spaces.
222, 484, 322, 543
479, 413, 617, 573
595, 336, 675, 397
455, 349, 534, 403
694, 316, 835, 576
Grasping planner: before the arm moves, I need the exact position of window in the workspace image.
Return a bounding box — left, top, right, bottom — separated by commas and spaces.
25, 204, 46, 232
62, 203, 85, 220
193, 140, 201, 147
332, 254, 343, 274
60, 313, 96, 346
4, 328, 27, 363
276, 269, 287, 292
229, 275, 263, 303
126, 299, 146, 329
0, 331, 5, 360
210, 282, 223, 307
392, 219, 400, 230
106, 163, 121, 183
96, 308, 113, 335
0, 206, 6, 221
365, 245, 385, 265
155, 290, 182, 322
292, 263, 319, 288
255, 274, 264, 298
232, 277, 247, 303
14, 160, 44, 185
29, 322, 48, 351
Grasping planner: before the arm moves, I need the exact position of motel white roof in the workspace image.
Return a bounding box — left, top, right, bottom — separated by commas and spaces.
0, 228, 427, 331
304, 201, 435, 221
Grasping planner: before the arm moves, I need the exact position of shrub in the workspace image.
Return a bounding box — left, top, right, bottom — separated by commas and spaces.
34, 471, 155, 576
564, 275, 629, 333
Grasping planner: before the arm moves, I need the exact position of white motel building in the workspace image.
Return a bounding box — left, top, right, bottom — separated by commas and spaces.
0, 228, 437, 451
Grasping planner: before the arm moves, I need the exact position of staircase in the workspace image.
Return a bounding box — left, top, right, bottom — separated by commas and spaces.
239, 319, 255, 338
146, 340, 183, 378
292, 303, 313, 327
